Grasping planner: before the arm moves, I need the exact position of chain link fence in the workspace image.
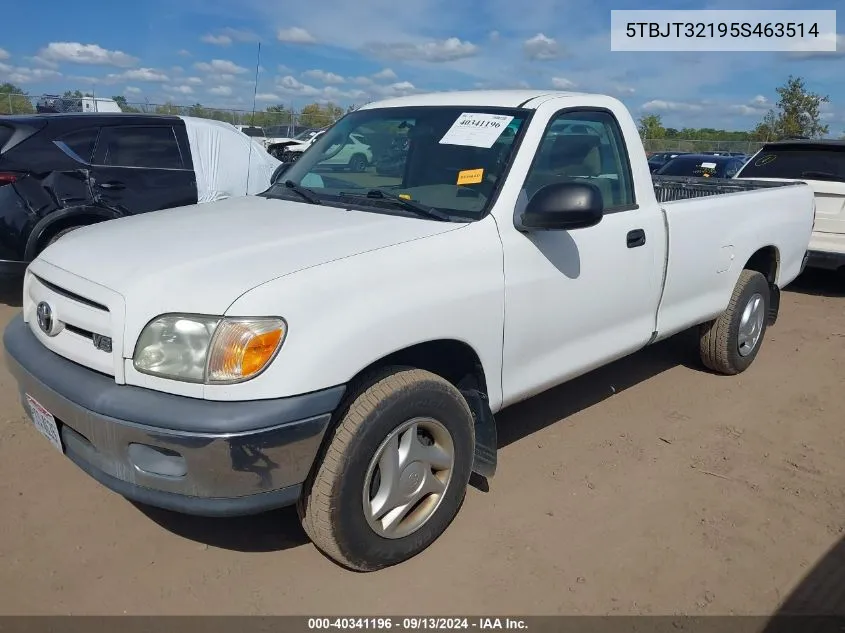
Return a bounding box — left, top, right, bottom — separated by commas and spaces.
0, 93, 347, 133
1, 93, 769, 155
643, 138, 765, 155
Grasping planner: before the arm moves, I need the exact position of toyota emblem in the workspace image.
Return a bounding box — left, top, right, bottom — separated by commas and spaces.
36, 301, 58, 337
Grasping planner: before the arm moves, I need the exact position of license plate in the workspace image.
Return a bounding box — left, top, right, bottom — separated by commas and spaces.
25, 394, 63, 453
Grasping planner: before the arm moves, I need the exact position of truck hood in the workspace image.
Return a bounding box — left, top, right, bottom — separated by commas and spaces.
38, 195, 464, 317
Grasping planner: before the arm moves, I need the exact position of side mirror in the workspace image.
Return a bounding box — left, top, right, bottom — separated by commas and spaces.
519, 182, 604, 231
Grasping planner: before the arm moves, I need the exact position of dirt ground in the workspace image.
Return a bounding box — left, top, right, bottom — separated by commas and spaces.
0, 269, 843, 616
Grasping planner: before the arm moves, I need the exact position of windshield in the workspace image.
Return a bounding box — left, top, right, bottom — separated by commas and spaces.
294, 129, 318, 141
241, 127, 265, 137
266, 105, 529, 220
737, 145, 845, 182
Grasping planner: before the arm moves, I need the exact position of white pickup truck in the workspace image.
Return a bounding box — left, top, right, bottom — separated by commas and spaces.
5, 90, 815, 571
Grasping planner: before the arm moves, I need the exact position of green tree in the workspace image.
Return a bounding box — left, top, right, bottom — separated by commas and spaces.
637, 114, 665, 140
755, 75, 829, 140
0, 82, 34, 114
112, 95, 141, 113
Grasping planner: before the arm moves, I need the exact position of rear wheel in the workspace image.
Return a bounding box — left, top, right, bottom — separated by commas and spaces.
349, 154, 368, 173
298, 367, 475, 571
699, 269, 770, 375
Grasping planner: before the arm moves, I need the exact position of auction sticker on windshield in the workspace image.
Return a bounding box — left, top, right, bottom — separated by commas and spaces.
457, 168, 484, 185
440, 113, 515, 148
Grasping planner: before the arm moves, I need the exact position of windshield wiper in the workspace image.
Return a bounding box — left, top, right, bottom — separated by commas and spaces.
338, 189, 453, 221
282, 179, 322, 205
801, 170, 845, 182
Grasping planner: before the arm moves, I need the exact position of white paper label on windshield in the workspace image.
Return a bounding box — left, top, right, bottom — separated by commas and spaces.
701, 161, 717, 169
439, 113, 515, 148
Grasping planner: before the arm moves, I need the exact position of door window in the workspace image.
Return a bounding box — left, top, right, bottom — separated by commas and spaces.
97, 126, 184, 169
524, 110, 635, 211
55, 128, 99, 163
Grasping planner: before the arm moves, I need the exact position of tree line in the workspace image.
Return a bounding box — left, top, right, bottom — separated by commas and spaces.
637, 76, 835, 143
0, 85, 353, 129
0, 75, 838, 140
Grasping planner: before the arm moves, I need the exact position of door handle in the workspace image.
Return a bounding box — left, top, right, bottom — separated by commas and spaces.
99, 182, 125, 190
627, 229, 646, 248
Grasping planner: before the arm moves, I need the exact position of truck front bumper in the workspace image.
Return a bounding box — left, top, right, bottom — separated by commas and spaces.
4, 314, 345, 517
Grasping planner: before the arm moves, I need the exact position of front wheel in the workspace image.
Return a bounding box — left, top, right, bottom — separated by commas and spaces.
298, 367, 475, 571
699, 269, 770, 375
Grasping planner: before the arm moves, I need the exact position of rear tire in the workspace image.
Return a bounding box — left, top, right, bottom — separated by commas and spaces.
349, 154, 368, 173
298, 367, 475, 572
699, 269, 770, 375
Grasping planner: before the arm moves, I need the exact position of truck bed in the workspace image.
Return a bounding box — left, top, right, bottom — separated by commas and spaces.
652, 175, 800, 204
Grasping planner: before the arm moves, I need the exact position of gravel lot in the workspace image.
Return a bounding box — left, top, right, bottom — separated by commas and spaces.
0, 270, 843, 616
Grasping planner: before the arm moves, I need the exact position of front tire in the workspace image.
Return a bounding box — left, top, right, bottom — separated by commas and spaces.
699, 269, 770, 375
298, 367, 475, 571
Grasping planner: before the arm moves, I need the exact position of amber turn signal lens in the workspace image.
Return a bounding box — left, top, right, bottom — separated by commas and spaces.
206, 318, 286, 383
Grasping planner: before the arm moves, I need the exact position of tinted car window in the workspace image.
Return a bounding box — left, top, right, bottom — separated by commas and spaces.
737, 145, 845, 181
657, 156, 729, 178
56, 128, 99, 163
240, 127, 265, 137
98, 126, 183, 169
0, 125, 12, 150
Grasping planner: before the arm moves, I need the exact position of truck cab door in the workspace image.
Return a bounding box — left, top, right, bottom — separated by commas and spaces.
90, 124, 197, 215
497, 108, 665, 406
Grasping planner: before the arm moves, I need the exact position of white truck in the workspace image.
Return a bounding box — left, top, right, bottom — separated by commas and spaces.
736, 139, 845, 273
5, 90, 815, 572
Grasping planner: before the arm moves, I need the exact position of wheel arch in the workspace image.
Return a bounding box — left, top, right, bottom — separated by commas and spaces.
332, 338, 497, 478
742, 245, 781, 325
25, 206, 121, 260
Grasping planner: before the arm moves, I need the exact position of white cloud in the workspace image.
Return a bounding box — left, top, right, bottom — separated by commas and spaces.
177, 49, 191, 57
107, 68, 169, 82
209, 85, 233, 96
642, 100, 704, 113
489, 31, 500, 42
277, 27, 318, 44
170, 85, 194, 95
125, 86, 142, 94
171, 66, 184, 74
787, 33, 845, 59
551, 77, 576, 89
0, 49, 9, 61
194, 59, 248, 74
523, 33, 563, 61
186, 76, 203, 85
37, 42, 138, 67
0, 63, 62, 84
201, 34, 232, 46
302, 69, 345, 84
353, 76, 374, 85
372, 68, 397, 81
364, 37, 478, 62
256, 93, 281, 102
751, 95, 768, 106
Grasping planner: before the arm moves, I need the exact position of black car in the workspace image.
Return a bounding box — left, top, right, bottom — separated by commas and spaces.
655, 153, 747, 179
0, 113, 278, 275
647, 151, 689, 173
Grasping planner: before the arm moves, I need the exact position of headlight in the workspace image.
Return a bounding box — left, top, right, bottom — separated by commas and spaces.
133, 314, 286, 384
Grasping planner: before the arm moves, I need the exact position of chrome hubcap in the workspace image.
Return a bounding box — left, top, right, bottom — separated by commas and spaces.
363, 417, 455, 539
738, 292, 765, 357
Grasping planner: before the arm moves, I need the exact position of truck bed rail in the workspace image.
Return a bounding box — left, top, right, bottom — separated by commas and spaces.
652, 175, 798, 204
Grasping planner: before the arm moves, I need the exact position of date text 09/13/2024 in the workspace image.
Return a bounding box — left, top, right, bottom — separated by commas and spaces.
307, 618, 528, 630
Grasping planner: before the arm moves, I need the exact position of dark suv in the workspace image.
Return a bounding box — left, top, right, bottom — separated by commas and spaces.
0, 113, 197, 274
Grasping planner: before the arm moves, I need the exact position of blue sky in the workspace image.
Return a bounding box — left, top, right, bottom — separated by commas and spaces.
1, 0, 843, 133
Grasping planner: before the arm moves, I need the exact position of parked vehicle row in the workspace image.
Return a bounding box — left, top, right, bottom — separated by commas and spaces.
4, 89, 816, 573
736, 139, 845, 273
